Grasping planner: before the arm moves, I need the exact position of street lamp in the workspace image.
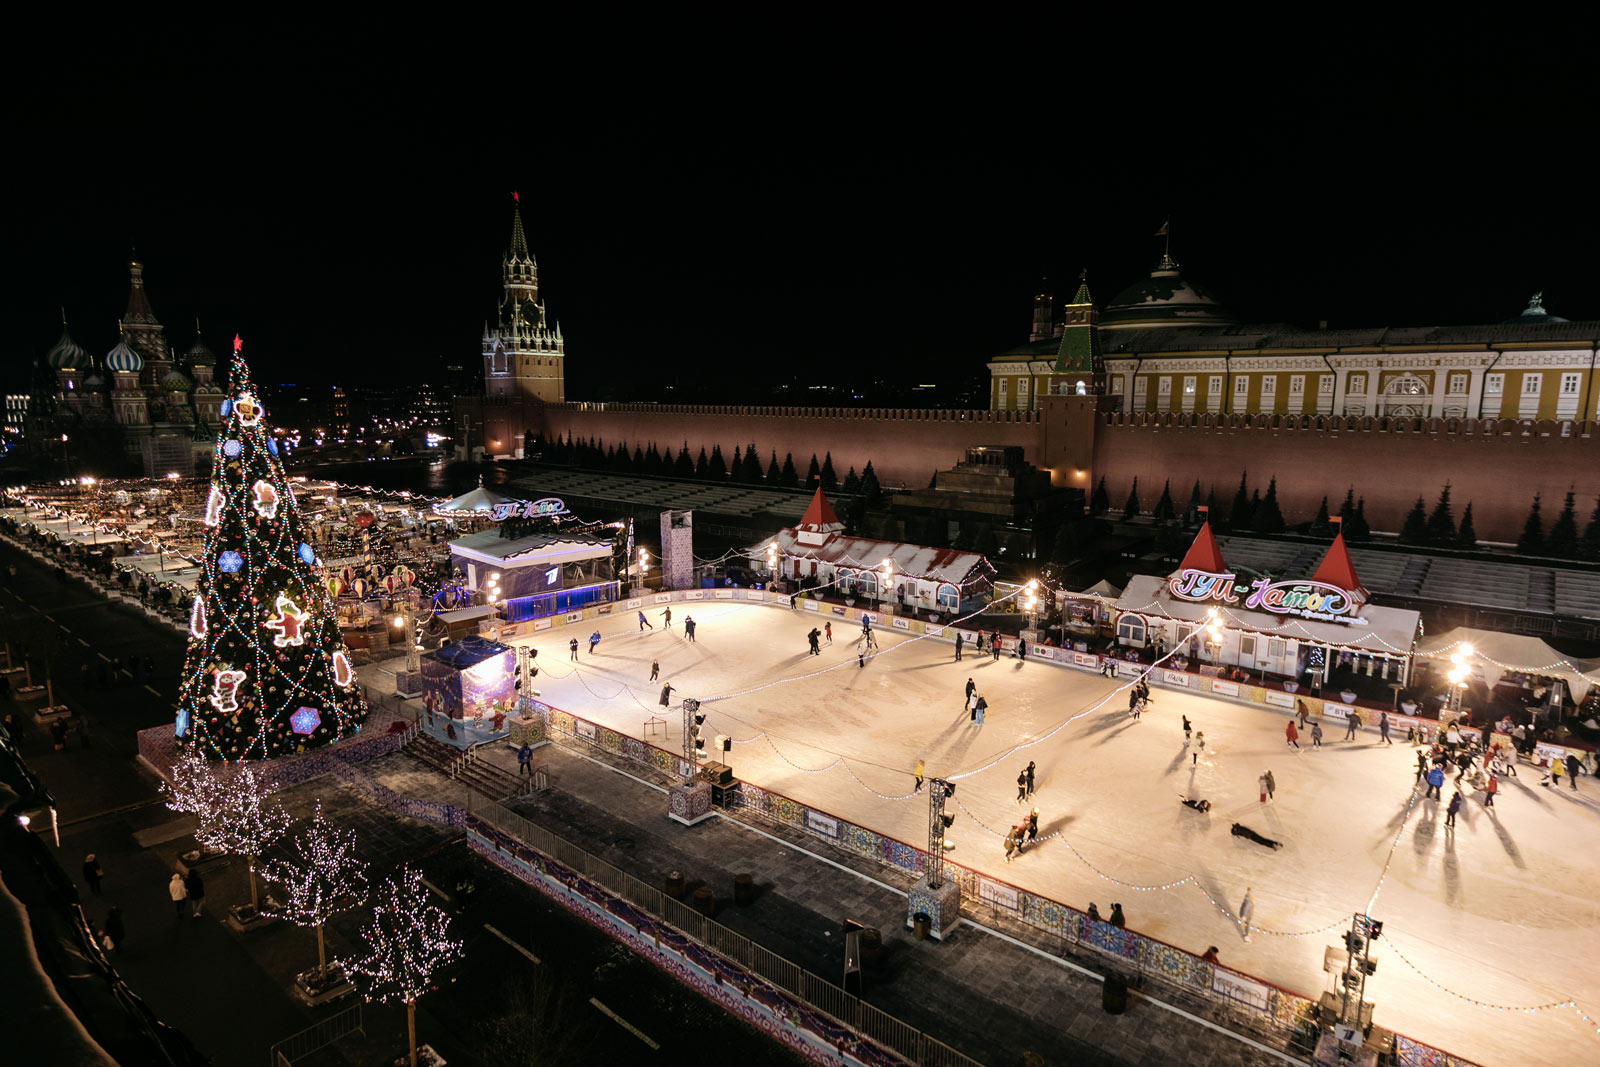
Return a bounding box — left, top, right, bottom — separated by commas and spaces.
1201, 607, 1223, 664
1446, 643, 1474, 720
1023, 579, 1039, 630
880, 558, 894, 608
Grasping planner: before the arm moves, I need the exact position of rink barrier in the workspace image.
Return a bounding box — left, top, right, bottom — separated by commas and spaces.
522, 693, 1485, 1067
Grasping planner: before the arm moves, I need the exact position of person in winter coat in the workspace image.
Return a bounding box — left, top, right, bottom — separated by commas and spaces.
1446, 790, 1462, 828
518, 743, 533, 775
913, 759, 925, 793
954, 633, 964, 661
1345, 711, 1361, 741
1239, 889, 1255, 942
807, 629, 821, 655
1425, 764, 1445, 800
638, 610, 654, 631
1004, 828, 1020, 862
974, 695, 987, 725
1086, 903, 1102, 922
1193, 731, 1206, 766
588, 630, 602, 654
1379, 712, 1393, 745
964, 677, 976, 712
1027, 808, 1039, 843
650, 660, 660, 681
185, 868, 205, 918
1484, 773, 1499, 809
991, 637, 1002, 662
1016, 637, 1027, 661
1183, 714, 1192, 742
684, 616, 697, 642
824, 621, 832, 645
659, 683, 675, 708
1017, 770, 1028, 804
1258, 772, 1270, 804
1285, 721, 1300, 749
1566, 753, 1582, 791
82, 854, 104, 896
104, 907, 125, 950
1109, 903, 1126, 928
1310, 722, 1324, 748
169, 872, 188, 917
569, 637, 579, 661
1264, 769, 1276, 801
1025, 761, 1036, 797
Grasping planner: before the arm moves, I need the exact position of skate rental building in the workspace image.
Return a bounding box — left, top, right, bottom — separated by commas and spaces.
1111, 518, 1422, 690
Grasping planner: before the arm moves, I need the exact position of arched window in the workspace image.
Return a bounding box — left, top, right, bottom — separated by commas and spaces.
1076, 381, 1087, 395
856, 570, 877, 598
1116, 614, 1147, 646
937, 583, 959, 609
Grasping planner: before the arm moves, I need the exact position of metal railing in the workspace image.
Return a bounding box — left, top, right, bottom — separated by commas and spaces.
464, 792, 983, 1067
266, 1003, 364, 1066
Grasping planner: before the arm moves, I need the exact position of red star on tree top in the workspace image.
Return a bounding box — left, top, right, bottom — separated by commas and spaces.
234, 334, 243, 352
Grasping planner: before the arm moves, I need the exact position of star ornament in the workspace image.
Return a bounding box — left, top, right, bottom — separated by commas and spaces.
264, 595, 309, 647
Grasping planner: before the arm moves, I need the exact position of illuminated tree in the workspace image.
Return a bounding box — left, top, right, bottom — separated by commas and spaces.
262, 802, 368, 984
347, 866, 462, 1067
175, 338, 367, 760
164, 751, 290, 911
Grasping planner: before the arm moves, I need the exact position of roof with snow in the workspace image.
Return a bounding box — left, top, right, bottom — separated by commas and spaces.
434, 476, 510, 513
797, 487, 842, 530
450, 528, 611, 566
752, 527, 993, 587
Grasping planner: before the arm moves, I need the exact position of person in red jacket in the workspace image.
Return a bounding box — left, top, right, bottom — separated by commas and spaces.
1484, 773, 1499, 809
1286, 720, 1300, 750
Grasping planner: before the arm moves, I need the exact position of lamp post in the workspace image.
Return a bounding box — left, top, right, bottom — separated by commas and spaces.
1200, 608, 1223, 665
1023, 579, 1039, 630
765, 543, 778, 589
637, 547, 650, 593
1446, 643, 1474, 721
880, 558, 894, 610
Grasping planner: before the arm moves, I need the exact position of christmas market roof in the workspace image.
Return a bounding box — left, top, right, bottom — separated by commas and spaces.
752, 529, 993, 588
434, 477, 511, 513
1310, 531, 1369, 603
1416, 627, 1600, 701
449, 528, 612, 566
1174, 520, 1229, 575
422, 634, 512, 671
797, 487, 842, 530
1114, 574, 1422, 657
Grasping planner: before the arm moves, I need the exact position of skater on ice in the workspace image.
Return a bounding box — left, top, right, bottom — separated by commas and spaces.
650, 660, 660, 682
807, 628, 821, 656
1180, 797, 1211, 813
913, 759, 925, 793
569, 637, 579, 661
639, 610, 653, 631
1017, 769, 1028, 803
973, 694, 987, 724
954, 632, 963, 661
589, 630, 602, 654
684, 616, 697, 641
1026, 808, 1039, 844
1285, 720, 1300, 749
1310, 721, 1323, 749
662, 607, 673, 628
659, 682, 675, 708
1025, 760, 1036, 798
824, 621, 832, 645
1238, 889, 1255, 941
1182, 714, 1192, 742
964, 677, 976, 712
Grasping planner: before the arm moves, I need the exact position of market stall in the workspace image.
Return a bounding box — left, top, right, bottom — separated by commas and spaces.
418, 635, 517, 748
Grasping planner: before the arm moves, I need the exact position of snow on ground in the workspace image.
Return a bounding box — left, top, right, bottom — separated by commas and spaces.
505, 601, 1599, 1066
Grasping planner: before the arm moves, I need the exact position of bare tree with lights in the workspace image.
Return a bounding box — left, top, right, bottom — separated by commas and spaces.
261, 802, 368, 989
163, 751, 290, 914
346, 865, 462, 1067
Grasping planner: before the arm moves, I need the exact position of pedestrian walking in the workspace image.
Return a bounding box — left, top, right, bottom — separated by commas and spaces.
1183, 714, 1192, 743
1004, 828, 1019, 862
807, 628, 821, 655
104, 907, 125, 950
659, 682, 675, 708
82, 854, 103, 896
824, 621, 832, 645
963, 677, 976, 712
1345, 711, 1361, 741
1380, 712, 1392, 745
1239, 889, 1255, 942
168, 872, 187, 917
588, 630, 602, 654
1265, 769, 1276, 801
569, 637, 579, 661
1566, 753, 1581, 791
1285, 721, 1300, 749
1017, 769, 1028, 804
1425, 764, 1445, 799
185, 868, 205, 918
1025, 760, 1036, 797
991, 637, 1001, 662
954, 632, 964, 661
1109, 903, 1125, 928
1484, 773, 1498, 809
1446, 790, 1462, 828
1258, 771, 1270, 804
518, 743, 533, 775
913, 759, 925, 793
1311, 722, 1323, 748
684, 616, 696, 642
639, 610, 653, 631
1193, 731, 1205, 765
974, 695, 987, 725
1027, 808, 1039, 843
650, 660, 660, 682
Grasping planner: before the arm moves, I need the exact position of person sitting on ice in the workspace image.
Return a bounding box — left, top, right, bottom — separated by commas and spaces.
1180, 796, 1211, 813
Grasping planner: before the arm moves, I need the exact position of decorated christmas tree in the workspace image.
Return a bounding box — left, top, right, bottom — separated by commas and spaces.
175, 337, 368, 759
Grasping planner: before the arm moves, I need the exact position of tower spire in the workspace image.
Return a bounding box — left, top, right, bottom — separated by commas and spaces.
509, 194, 530, 261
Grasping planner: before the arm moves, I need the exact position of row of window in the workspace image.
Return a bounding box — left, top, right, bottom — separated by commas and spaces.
1112, 371, 1584, 398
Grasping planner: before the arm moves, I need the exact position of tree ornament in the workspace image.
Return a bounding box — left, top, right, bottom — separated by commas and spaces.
204, 486, 226, 527
190, 595, 207, 638
297, 542, 317, 566
290, 706, 322, 734
332, 650, 355, 688
210, 669, 248, 713
223, 439, 243, 457
218, 550, 244, 573
252, 480, 280, 519
264, 595, 309, 647
234, 392, 263, 426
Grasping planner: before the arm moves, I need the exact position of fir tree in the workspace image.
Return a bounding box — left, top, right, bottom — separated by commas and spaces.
860, 461, 882, 506
1309, 496, 1333, 537
1425, 482, 1456, 546
1517, 493, 1545, 555
632, 444, 645, 471
176, 341, 367, 760
1090, 476, 1110, 516
1580, 496, 1600, 561
345, 867, 462, 1067
1153, 480, 1175, 521
645, 443, 661, 474
1231, 472, 1254, 531
780, 452, 799, 488
1338, 487, 1356, 527
1399, 496, 1429, 545
1185, 480, 1202, 525
806, 454, 821, 486
1247, 488, 1262, 529
767, 450, 781, 484
674, 443, 694, 478
729, 445, 742, 479
695, 447, 709, 478
1547, 488, 1579, 556
1252, 478, 1285, 533
262, 801, 369, 984
1050, 519, 1079, 566
1204, 486, 1221, 527
842, 467, 861, 494
1348, 498, 1371, 541
1456, 502, 1478, 549
820, 452, 838, 492
707, 445, 727, 480
1123, 477, 1141, 519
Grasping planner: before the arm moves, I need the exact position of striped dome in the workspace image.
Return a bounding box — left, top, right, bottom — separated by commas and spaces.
163, 367, 192, 391
187, 335, 217, 366
47, 328, 90, 370
105, 338, 144, 373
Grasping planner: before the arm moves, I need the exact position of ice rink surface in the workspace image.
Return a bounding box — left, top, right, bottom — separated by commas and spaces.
514, 601, 1600, 1066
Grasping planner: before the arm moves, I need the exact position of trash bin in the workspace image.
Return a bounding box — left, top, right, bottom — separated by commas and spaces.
1101, 972, 1129, 1015
733, 872, 755, 905
860, 927, 884, 965
912, 912, 931, 941
693, 886, 716, 916
665, 871, 686, 900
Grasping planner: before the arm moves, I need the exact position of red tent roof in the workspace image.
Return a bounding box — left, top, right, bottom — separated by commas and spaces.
798, 487, 841, 529
1174, 520, 1229, 575
1311, 531, 1369, 602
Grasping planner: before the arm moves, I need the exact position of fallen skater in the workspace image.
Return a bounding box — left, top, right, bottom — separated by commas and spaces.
1231, 823, 1282, 850
1180, 797, 1212, 813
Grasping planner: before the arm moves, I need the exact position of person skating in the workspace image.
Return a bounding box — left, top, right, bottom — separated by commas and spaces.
1425, 763, 1445, 799
1193, 731, 1205, 765
1004, 827, 1020, 862
82, 854, 104, 896
1182, 714, 1192, 743
1415, 749, 1429, 782
1181, 797, 1211, 813
1566, 753, 1582, 791
1025, 761, 1036, 798
964, 677, 976, 713
588, 630, 602, 654
1379, 712, 1393, 745
1285, 720, 1300, 750
1297, 701, 1310, 730
974, 695, 987, 725
569, 637, 579, 661
975, 632, 985, 654
104, 907, 125, 951
1016, 637, 1027, 661
913, 759, 925, 793
662, 607, 672, 629
1446, 790, 1462, 829
1017, 769, 1028, 804
638, 610, 653, 631
1484, 773, 1499, 809
650, 660, 660, 682
659, 682, 675, 709
185, 867, 205, 918
1310, 721, 1323, 749
1345, 711, 1361, 741
1258, 771, 1270, 804
1551, 757, 1563, 789
954, 633, 964, 661
991, 636, 1001, 662
168, 872, 188, 917
684, 616, 696, 642
857, 641, 866, 669
824, 621, 832, 645
1026, 808, 1039, 844
1239, 889, 1255, 942
807, 628, 821, 656
1264, 769, 1275, 801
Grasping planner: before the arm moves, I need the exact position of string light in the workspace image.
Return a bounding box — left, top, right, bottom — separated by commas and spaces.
344, 865, 462, 1009
260, 801, 370, 982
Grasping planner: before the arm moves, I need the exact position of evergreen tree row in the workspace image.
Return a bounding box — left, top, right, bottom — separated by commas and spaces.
530, 433, 878, 496
1514, 488, 1600, 560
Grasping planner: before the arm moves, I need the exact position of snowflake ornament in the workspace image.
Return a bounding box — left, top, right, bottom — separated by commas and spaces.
290, 706, 322, 735
218, 550, 244, 573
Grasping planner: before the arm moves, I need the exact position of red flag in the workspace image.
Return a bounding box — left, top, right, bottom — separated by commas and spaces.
1154, 219, 1170, 236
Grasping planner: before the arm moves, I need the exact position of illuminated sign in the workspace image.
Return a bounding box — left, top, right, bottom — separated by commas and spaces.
1167, 569, 1365, 625
488, 497, 569, 522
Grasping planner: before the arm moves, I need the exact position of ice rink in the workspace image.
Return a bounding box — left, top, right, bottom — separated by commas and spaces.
512, 600, 1600, 1066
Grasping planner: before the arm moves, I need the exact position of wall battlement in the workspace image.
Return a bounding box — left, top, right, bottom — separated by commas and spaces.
551, 402, 1041, 424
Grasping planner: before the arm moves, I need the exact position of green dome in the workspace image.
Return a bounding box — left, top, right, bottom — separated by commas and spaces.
47, 327, 90, 370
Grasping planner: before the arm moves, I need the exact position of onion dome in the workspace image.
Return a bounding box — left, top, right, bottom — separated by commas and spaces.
1502, 291, 1568, 325
187, 324, 217, 366
105, 337, 144, 373
84, 370, 108, 391
162, 367, 192, 392
47, 327, 90, 370
1099, 254, 1236, 330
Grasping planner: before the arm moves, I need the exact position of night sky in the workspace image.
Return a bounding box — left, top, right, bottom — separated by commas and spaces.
6, 21, 1597, 403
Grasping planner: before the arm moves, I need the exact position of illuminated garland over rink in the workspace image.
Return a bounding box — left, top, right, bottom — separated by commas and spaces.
175, 338, 368, 761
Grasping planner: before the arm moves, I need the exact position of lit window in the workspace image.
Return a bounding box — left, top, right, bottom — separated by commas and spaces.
1183, 376, 1196, 395
1289, 375, 1304, 396
1319, 375, 1334, 394
1523, 375, 1541, 395
1116, 614, 1146, 644
1234, 375, 1249, 395
1485, 374, 1504, 395
1261, 375, 1277, 396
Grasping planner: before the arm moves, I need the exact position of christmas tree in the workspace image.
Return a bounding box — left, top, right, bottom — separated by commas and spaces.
175, 337, 368, 760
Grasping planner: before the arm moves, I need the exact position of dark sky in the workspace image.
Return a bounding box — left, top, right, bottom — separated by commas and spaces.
6, 20, 1597, 402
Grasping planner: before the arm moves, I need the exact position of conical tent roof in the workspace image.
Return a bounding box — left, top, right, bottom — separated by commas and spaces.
1311, 530, 1369, 602
1174, 519, 1229, 574
798, 487, 843, 531
436, 475, 511, 513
